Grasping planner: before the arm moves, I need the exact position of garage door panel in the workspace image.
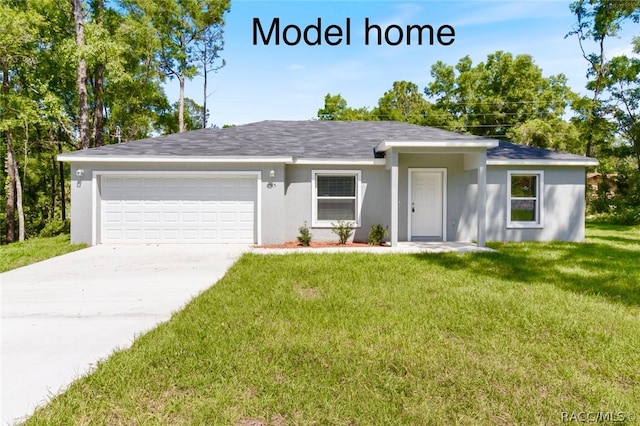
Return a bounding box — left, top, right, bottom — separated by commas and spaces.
105, 229, 123, 239
144, 229, 161, 239
124, 212, 141, 223
163, 212, 180, 222
105, 212, 122, 223
101, 175, 257, 243
183, 212, 198, 222
144, 212, 160, 222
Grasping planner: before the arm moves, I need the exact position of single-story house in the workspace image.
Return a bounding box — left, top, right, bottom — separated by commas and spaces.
58, 120, 598, 247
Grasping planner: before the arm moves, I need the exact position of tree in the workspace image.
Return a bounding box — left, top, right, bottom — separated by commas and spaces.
373, 80, 430, 124
0, 2, 44, 242
1, 0, 180, 243
567, 0, 640, 157
425, 51, 576, 138
602, 46, 640, 168
197, 23, 225, 128
156, 97, 205, 134
506, 118, 584, 153
71, 0, 90, 149
123, 0, 230, 133
317, 93, 374, 121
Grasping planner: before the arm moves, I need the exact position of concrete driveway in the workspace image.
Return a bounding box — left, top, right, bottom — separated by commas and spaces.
1, 244, 248, 425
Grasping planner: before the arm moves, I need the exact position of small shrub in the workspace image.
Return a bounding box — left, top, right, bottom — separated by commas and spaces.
297, 222, 312, 246
590, 169, 640, 225
38, 219, 70, 238
331, 220, 354, 245
368, 224, 388, 245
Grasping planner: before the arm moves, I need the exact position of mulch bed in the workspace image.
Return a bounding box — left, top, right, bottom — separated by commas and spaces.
255, 241, 389, 249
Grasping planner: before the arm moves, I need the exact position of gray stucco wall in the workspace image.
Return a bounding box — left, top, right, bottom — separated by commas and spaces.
284, 164, 390, 243
68, 162, 286, 245
455, 166, 587, 242
67, 160, 587, 245
484, 166, 587, 242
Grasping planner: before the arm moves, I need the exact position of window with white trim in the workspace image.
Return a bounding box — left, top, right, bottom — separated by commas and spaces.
312, 170, 361, 226
507, 171, 544, 228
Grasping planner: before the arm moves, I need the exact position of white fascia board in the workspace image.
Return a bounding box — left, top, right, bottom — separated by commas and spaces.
57, 154, 294, 163
375, 139, 499, 152
487, 158, 599, 167
293, 158, 386, 166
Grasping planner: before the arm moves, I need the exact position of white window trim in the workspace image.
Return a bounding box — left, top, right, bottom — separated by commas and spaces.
311, 170, 362, 228
507, 170, 544, 229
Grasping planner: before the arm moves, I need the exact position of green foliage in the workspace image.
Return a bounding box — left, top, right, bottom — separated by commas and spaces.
331, 220, 354, 244
506, 117, 585, 154
368, 224, 388, 245
38, 219, 70, 238
425, 51, 577, 138
568, 0, 640, 166
123, 0, 230, 132
588, 167, 640, 225
317, 93, 374, 121
155, 97, 206, 135
297, 221, 312, 246
317, 52, 582, 153
373, 80, 430, 124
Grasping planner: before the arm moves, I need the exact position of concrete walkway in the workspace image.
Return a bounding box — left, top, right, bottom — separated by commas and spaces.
1, 244, 247, 425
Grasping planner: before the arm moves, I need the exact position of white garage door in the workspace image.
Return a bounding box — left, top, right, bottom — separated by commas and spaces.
101, 174, 257, 243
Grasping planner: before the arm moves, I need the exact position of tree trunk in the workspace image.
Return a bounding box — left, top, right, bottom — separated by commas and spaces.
92, 62, 105, 146
202, 48, 208, 129
91, 0, 105, 146
5, 130, 24, 242
2, 60, 16, 242
585, 36, 606, 158
5, 131, 16, 243
14, 149, 25, 241
179, 73, 185, 132
73, 0, 90, 149
58, 138, 66, 220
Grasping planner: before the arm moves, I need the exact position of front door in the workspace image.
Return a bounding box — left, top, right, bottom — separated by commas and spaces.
410, 170, 444, 240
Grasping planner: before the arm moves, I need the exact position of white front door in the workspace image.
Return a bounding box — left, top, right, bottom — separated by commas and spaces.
410, 170, 444, 240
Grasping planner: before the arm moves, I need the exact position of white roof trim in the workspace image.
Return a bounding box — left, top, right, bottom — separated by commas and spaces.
376, 139, 499, 152
293, 158, 385, 165
58, 154, 386, 166
57, 154, 294, 163
487, 158, 599, 167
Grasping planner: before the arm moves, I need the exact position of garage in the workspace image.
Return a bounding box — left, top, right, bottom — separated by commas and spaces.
99, 174, 258, 244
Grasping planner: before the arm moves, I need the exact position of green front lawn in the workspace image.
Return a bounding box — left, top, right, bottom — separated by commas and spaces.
26, 224, 640, 425
0, 234, 86, 273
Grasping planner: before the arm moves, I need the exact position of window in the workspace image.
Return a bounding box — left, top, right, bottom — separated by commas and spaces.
312, 170, 361, 226
507, 171, 544, 228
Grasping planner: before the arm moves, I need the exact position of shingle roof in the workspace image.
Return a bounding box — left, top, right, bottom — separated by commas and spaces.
58, 120, 596, 164
488, 140, 591, 162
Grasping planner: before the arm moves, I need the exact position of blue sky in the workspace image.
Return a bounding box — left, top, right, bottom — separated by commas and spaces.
165, 0, 638, 127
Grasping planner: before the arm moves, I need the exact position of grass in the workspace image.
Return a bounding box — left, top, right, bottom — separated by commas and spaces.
0, 234, 86, 273
25, 223, 640, 425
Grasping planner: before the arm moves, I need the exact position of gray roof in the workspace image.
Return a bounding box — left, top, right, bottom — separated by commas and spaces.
488, 140, 591, 162
59, 120, 595, 163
